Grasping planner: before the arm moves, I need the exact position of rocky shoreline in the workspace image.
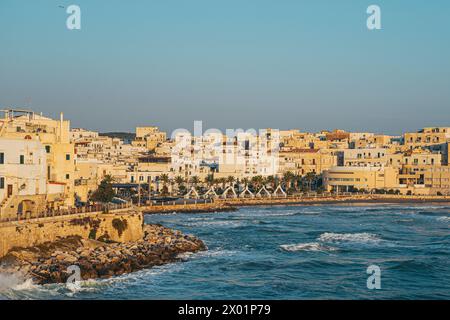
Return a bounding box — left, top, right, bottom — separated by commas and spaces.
0, 224, 206, 285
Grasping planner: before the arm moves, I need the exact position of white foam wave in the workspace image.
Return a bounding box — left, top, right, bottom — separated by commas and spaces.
0, 272, 35, 292
190, 248, 238, 259
437, 216, 450, 222
318, 232, 381, 243
184, 220, 244, 228
280, 242, 337, 252
258, 212, 298, 217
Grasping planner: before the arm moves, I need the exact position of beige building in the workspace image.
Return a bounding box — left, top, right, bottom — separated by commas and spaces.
0, 110, 75, 206
133, 126, 167, 151
338, 148, 390, 167
396, 149, 443, 187
323, 166, 399, 193
279, 149, 337, 176
74, 159, 102, 203
423, 165, 450, 195
404, 127, 450, 149
0, 138, 64, 219
280, 130, 318, 149
351, 134, 394, 149
70, 128, 99, 141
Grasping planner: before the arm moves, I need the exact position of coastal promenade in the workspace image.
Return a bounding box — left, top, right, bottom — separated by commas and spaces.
0, 203, 133, 224
139, 194, 450, 214
3, 194, 449, 223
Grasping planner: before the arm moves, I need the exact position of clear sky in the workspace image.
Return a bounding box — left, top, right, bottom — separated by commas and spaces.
0, 0, 449, 135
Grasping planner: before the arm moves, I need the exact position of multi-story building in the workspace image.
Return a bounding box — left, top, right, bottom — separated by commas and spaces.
132, 126, 167, 151
395, 149, 442, 187
404, 127, 450, 149
70, 128, 99, 141
0, 109, 75, 206
323, 166, 399, 193
337, 148, 390, 167
279, 149, 337, 176
0, 137, 65, 219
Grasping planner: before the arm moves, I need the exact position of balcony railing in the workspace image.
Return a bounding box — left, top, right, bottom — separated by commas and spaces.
0, 202, 132, 224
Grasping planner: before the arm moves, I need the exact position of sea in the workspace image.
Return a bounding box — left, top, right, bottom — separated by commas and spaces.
1, 204, 449, 300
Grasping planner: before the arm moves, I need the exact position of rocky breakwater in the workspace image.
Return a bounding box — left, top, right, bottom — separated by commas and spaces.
0, 225, 206, 285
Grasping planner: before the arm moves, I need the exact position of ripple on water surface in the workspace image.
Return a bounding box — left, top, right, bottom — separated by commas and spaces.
2, 204, 450, 300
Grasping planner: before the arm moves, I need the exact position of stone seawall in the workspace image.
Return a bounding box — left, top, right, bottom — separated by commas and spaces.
0, 210, 143, 258
218, 195, 450, 207
0, 225, 205, 284
142, 202, 236, 214
140, 194, 450, 215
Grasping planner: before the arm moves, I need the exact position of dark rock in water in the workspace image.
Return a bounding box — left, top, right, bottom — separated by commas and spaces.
0, 224, 206, 285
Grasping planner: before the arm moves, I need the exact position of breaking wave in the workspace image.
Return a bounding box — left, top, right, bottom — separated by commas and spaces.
0, 273, 35, 292
318, 232, 381, 243
280, 242, 337, 252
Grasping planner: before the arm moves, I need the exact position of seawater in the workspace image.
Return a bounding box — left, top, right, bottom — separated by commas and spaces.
1, 204, 449, 300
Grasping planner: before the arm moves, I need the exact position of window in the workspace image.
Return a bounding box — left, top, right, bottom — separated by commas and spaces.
45, 146, 51, 153
0, 177, 4, 189
0, 152, 4, 164
66, 174, 70, 180
20, 155, 25, 164
66, 154, 71, 160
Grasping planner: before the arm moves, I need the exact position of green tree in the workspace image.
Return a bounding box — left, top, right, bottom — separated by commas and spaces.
190, 176, 200, 188
91, 175, 116, 207
226, 176, 235, 187
174, 176, 185, 194
159, 174, 170, 195
266, 175, 276, 190
304, 172, 317, 191
217, 177, 227, 189
283, 171, 295, 191
205, 174, 215, 187
251, 175, 264, 190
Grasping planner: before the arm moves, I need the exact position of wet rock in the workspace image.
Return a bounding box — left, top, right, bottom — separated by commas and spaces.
0, 224, 206, 285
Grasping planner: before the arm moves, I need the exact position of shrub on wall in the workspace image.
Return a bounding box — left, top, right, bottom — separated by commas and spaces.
112, 218, 128, 237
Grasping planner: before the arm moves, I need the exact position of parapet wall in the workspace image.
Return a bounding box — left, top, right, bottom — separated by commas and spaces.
0, 210, 143, 258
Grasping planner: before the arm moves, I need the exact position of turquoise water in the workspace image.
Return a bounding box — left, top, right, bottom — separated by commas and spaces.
1, 204, 449, 299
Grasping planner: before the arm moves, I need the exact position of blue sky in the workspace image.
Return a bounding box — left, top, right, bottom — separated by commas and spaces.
0, 0, 449, 134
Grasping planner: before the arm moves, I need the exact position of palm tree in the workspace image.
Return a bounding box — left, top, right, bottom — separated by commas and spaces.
205, 174, 215, 187
251, 175, 264, 191
174, 175, 185, 194
304, 172, 320, 191
159, 174, 170, 196
217, 177, 227, 190
226, 176, 235, 187
266, 175, 276, 190
293, 174, 302, 192
190, 176, 200, 188
283, 171, 295, 191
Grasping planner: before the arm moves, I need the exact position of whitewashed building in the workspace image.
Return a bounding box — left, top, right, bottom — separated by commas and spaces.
0, 138, 48, 219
